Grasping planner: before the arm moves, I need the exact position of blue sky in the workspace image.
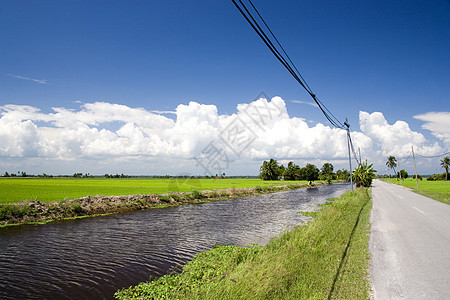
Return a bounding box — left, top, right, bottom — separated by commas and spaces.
1, 0, 449, 176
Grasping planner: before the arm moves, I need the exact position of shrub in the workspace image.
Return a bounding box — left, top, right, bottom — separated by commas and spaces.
170, 194, 181, 202
0, 205, 31, 221
190, 190, 206, 199
71, 203, 84, 215
159, 196, 171, 203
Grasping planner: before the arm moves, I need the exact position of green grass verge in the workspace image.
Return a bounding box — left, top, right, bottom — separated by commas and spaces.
115, 188, 372, 299
0, 178, 309, 204
382, 178, 450, 205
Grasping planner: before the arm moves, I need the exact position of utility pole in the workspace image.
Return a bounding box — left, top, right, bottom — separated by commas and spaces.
344, 119, 353, 193
359, 147, 362, 165
412, 146, 419, 188
398, 156, 402, 184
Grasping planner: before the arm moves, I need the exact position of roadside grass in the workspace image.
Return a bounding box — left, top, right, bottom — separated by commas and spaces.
382, 178, 450, 205
0, 178, 309, 204
115, 188, 372, 300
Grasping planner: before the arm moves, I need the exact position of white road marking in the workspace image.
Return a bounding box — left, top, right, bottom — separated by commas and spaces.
398, 195, 404, 199
412, 206, 425, 215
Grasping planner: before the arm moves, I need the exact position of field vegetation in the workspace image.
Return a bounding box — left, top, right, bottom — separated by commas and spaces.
385, 178, 450, 205
0, 178, 309, 204
115, 188, 372, 299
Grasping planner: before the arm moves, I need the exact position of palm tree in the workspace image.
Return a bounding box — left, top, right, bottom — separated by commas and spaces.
441, 156, 450, 180
386, 156, 397, 180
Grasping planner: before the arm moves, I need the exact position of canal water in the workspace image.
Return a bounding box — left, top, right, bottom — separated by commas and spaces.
0, 183, 349, 299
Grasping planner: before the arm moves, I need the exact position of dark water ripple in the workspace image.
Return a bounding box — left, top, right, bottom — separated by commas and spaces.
0, 183, 349, 299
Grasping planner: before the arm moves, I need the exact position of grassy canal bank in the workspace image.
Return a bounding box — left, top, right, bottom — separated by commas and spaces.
115, 187, 372, 299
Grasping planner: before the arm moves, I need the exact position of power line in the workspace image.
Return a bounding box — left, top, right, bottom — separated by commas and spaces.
415, 151, 450, 158
347, 131, 361, 166
400, 151, 412, 164
247, 0, 313, 95
231, 0, 345, 129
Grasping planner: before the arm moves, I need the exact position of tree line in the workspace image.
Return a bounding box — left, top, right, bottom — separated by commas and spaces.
259, 159, 350, 183
385, 155, 449, 181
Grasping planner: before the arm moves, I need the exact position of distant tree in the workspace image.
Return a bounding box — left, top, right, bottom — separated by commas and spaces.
397, 169, 408, 179
336, 169, 350, 181
320, 163, 335, 183
440, 156, 450, 180
386, 156, 397, 178
302, 163, 320, 183
4, 172, 9, 177
259, 159, 282, 180
321, 163, 334, 176
427, 173, 445, 181
283, 161, 301, 181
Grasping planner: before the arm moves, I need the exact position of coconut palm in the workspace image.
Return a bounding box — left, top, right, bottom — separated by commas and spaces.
386, 156, 397, 179
441, 156, 450, 180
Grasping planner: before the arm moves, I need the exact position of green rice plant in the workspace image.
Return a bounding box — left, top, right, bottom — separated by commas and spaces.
0, 178, 308, 204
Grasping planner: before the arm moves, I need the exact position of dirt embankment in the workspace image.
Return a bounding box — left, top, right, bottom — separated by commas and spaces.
0, 182, 325, 226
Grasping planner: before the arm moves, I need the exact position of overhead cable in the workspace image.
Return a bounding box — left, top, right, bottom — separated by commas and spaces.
347, 131, 361, 166
231, 0, 345, 129
415, 150, 450, 158
400, 151, 412, 164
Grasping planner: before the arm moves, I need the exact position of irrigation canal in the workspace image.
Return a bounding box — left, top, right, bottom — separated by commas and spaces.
0, 183, 350, 299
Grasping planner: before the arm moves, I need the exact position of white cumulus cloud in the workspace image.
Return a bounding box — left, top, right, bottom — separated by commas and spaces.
414, 112, 450, 147
0, 98, 446, 175
359, 111, 442, 158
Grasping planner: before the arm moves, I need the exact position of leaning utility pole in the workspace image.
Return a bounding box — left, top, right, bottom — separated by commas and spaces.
344, 119, 353, 193
412, 146, 419, 188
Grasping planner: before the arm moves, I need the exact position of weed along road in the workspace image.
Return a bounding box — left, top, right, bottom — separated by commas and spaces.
370, 179, 450, 299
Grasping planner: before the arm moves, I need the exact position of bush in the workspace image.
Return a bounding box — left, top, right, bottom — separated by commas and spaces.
0, 205, 31, 221
427, 173, 446, 181
190, 190, 206, 199
170, 194, 181, 202
71, 203, 84, 215
159, 195, 171, 203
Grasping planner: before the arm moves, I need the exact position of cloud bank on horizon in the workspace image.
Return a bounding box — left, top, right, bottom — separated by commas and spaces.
0, 97, 448, 175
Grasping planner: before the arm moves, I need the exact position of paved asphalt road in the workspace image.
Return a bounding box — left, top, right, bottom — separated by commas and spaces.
370, 179, 450, 299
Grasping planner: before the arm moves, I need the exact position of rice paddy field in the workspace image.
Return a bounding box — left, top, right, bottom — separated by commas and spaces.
0, 178, 308, 204
383, 178, 450, 205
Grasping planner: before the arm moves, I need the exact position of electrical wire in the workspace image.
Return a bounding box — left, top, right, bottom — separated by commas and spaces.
347, 130, 361, 166
400, 151, 412, 164
415, 151, 450, 158
231, 0, 345, 129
